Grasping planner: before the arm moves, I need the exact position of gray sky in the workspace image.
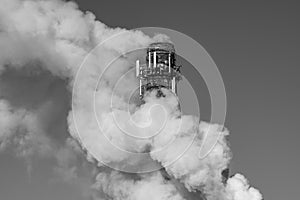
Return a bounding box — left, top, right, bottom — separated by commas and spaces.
0, 1, 299, 200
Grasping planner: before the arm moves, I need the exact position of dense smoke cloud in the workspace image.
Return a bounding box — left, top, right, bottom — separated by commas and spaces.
0, 0, 263, 200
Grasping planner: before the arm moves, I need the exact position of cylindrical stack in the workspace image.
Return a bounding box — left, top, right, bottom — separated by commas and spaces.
136, 42, 181, 98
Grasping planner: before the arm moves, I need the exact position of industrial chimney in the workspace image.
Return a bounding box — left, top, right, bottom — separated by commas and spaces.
136, 42, 181, 98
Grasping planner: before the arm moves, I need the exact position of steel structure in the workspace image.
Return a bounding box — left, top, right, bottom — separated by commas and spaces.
136, 42, 181, 97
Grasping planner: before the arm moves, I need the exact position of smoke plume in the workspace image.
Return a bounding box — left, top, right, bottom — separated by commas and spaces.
0, 0, 263, 200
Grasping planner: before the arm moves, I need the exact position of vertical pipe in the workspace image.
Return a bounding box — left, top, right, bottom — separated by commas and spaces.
154, 51, 156, 70
148, 52, 151, 68
168, 53, 171, 73
139, 80, 142, 96
136, 60, 139, 77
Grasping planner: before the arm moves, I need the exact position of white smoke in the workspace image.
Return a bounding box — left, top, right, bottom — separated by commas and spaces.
0, 0, 263, 200
0, 99, 52, 158
93, 171, 186, 200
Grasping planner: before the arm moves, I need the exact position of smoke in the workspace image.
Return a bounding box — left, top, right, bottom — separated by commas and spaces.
0, 0, 263, 200
93, 171, 186, 200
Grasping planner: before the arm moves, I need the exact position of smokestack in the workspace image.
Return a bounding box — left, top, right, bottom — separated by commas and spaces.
136, 42, 181, 98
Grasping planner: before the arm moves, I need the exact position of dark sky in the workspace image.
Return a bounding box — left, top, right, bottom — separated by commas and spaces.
72, 1, 300, 200
0, 1, 299, 200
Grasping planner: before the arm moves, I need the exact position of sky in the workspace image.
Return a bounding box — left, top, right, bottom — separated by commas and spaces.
0, 0, 299, 200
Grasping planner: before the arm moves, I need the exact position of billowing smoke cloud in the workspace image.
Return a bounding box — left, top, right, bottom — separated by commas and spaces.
93, 171, 186, 200
0, 0, 263, 200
